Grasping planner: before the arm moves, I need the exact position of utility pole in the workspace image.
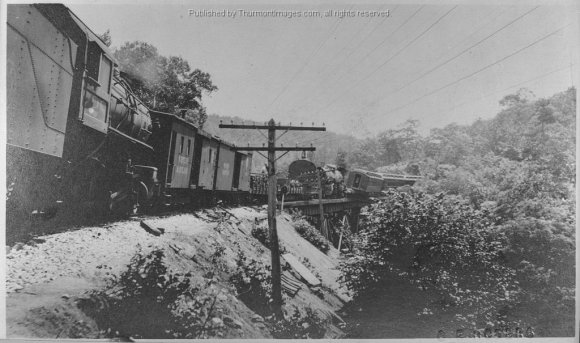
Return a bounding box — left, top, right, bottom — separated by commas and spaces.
219, 118, 325, 318
317, 168, 325, 238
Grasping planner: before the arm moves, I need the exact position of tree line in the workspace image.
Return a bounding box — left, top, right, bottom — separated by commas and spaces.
339, 87, 576, 336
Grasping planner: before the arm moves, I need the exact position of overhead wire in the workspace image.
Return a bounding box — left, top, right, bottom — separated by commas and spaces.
264, 5, 354, 116
285, 6, 502, 125
302, 6, 422, 107
434, 63, 576, 118
312, 5, 458, 116
377, 6, 540, 100
366, 23, 570, 120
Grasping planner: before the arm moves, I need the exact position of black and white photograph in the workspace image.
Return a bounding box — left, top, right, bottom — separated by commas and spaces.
2, 0, 578, 340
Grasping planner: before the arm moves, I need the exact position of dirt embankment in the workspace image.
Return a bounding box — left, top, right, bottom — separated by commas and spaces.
6, 207, 349, 339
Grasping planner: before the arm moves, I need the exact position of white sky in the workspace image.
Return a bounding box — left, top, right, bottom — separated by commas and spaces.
65, 0, 578, 137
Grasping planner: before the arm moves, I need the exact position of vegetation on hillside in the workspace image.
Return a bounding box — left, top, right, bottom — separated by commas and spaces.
340, 87, 576, 336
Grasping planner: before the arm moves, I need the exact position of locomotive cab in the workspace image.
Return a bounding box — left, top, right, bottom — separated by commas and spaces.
78, 38, 114, 133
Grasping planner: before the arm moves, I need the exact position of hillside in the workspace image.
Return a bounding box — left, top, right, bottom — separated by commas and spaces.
6, 207, 348, 339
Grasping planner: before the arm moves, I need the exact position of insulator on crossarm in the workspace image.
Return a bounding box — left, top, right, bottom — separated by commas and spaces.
220, 120, 223, 124
323, 122, 325, 126
300, 122, 303, 126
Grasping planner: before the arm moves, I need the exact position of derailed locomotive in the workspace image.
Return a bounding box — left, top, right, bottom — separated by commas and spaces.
6, 4, 252, 228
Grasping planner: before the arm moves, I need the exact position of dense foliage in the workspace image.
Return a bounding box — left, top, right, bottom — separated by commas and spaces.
340, 88, 575, 335
293, 219, 330, 253
340, 190, 517, 326
81, 249, 221, 339
230, 250, 272, 315
251, 224, 287, 254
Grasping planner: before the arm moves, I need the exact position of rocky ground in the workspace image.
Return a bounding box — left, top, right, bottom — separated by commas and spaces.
6, 206, 349, 339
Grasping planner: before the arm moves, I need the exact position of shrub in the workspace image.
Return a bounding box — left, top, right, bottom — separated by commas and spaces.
293, 219, 330, 253
339, 190, 518, 327
268, 307, 328, 339
251, 224, 287, 254
230, 251, 272, 315
79, 249, 219, 339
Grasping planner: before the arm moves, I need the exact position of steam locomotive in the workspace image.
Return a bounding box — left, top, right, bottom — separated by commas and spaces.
6, 4, 252, 228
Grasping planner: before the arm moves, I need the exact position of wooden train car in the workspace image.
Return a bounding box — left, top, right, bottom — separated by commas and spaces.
148, 110, 252, 206
379, 173, 422, 188
345, 169, 384, 194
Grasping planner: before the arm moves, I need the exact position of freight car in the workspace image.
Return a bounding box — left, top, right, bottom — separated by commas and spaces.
148, 110, 252, 207
6, 4, 253, 232
345, 169, 420, 195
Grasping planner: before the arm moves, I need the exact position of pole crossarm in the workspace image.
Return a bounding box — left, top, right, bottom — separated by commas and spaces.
232, 147, 316, 152
219, 124, 326, 131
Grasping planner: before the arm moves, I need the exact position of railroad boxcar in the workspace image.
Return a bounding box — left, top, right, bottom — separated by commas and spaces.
148, 110, 252, 206
212, 137, 253, 203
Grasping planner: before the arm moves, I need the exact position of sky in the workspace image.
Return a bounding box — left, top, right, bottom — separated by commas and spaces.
65, 0, 578, 138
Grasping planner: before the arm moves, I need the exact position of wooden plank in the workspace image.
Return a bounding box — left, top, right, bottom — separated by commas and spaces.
282, 253, 321, 287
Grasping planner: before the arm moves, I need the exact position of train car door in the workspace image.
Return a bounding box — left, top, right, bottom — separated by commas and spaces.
198, 137, 218, 189
215, 145, 235, 191
232, 152, 242, 190
238, 153, 252, 192
166, 123, 195, 189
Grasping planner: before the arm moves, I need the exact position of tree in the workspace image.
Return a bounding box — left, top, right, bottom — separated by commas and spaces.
97, 29, 112, 47
499, 88, 535, 107
114, 41, 217, 128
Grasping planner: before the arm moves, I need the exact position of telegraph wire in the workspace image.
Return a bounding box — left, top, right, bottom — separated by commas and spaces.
366, 24, 570, 119
316, 4, 393, 78
264, 5, 354, 115
315, 6, 423, 99
313, 5, 458, 116
286, 6, 500, 124
379, 6, 539, 100
436, 63, 576, 117
285, 5, 407, 116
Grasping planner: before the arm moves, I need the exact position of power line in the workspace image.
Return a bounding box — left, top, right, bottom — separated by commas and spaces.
438, 63, 576, 116
316, 4, 393, 78
286, 6, 501, 124
264, 6, 353, 115
309, 6, 423, 105
379, 6, 539, 100
313, 6, 458, 116
367, 24, 569, 119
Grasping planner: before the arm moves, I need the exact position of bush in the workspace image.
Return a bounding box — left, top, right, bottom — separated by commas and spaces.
339, 190, 518, 327
293, 219, 330, 253
268, 307, 328, 339
251, 224, 287, 254
230, 251, 272, 315
80, 249, 218, 339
